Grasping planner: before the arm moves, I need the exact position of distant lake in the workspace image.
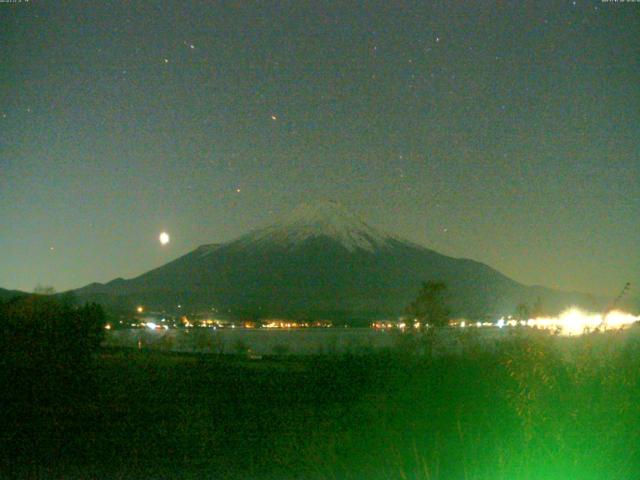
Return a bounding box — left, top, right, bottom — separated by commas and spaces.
104, 327, 397, 355
103, 327, 640, 355
103, 327, 513, 356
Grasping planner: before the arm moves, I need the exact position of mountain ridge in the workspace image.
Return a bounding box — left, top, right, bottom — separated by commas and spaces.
72, 202, 611, 320
0, 288, 28, 302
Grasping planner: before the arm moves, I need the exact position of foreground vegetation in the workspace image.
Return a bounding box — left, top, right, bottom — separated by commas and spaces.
1, 297, 639, 479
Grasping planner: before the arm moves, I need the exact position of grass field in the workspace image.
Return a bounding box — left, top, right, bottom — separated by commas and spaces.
3, 328, 640, 479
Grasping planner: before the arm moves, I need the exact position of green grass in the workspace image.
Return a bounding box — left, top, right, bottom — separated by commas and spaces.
2, 328, 640, 479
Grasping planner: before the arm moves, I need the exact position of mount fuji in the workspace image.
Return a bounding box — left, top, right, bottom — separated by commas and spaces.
73, 202, 601, 321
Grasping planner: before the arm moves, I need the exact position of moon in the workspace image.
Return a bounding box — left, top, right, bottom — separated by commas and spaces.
159, 232, 170, 245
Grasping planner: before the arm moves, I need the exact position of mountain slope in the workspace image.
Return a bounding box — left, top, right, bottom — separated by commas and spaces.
74, 202, 605, 320
0, 288, 28, 302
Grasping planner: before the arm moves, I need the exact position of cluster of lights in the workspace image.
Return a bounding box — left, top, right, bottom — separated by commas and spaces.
508, 308, 640, 336
371, 321, 396, 330
128, 306, 637, 337
371, 308, 639, 336
372, 321, 422, 330
145, 322, 169, 331
476, 308, 638, 336
190, 319, 226, 328
263, 320, 332, 329
459, 320, 494, 328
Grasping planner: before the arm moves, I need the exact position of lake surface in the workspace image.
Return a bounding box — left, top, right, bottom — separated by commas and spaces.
103, 326, 640, 361
103, 327, 512, 355
104, 327, 393, 355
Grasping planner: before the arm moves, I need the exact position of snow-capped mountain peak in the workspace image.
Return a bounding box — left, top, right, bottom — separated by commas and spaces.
238, 201, 392, 252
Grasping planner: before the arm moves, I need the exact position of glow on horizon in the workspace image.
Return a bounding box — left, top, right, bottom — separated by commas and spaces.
520, 308, 639, 336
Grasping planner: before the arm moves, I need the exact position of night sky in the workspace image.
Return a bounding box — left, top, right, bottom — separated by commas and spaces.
1, 1, 638, 297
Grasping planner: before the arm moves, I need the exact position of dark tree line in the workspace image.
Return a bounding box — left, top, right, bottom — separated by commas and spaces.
0, 294, 106, 396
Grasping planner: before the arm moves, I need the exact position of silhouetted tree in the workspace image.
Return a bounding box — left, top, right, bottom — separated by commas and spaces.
0, 294, 107, 465
406, 281, 450, 327
33, 284, 56, 295
515, 302, 530, 320
0, 295, 106, 396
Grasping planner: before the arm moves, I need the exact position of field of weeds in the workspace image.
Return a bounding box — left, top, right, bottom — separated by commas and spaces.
2, 327, 640, 479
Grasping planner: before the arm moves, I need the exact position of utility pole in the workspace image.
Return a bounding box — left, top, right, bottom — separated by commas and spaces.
601, 282, 631, 328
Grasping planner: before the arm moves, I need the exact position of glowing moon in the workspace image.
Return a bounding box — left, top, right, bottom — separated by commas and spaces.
159, 232, 170, 245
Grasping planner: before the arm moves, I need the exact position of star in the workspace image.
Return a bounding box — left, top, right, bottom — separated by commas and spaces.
164, 58, 169, 64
